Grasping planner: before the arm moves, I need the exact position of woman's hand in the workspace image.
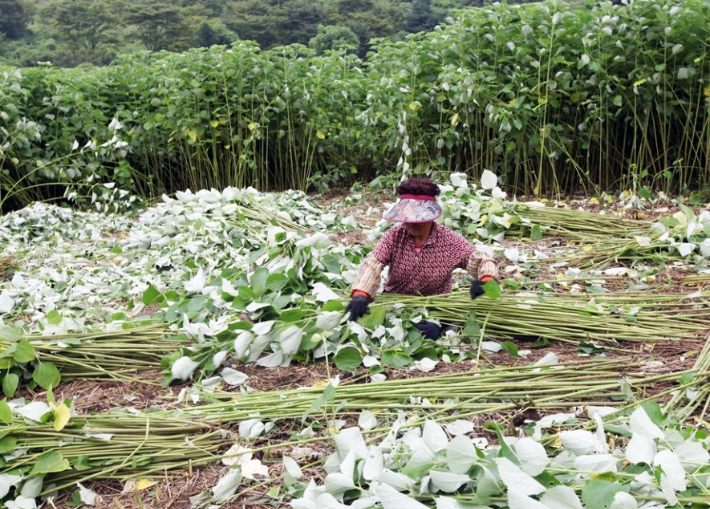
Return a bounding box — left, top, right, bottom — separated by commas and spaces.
470, 276, 493, 300
345, 295, 370, 321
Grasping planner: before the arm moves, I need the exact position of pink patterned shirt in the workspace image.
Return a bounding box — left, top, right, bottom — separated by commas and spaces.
372, 223, 476, 296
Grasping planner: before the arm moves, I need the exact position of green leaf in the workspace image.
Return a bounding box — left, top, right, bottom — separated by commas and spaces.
531, 224, 543, 240
272, 295, 292, 311
604, 425, 632, 438
73, 455, 92, 471
186, 295, 208, 315
12, 340, 35, 363
680, 372, 694, 385
322, 299, 345, 312
659, 216, 679, 228
0, 357, 15, 369
381, 350, 413, 368
640, 401, 664, 426
581, 480, 629, 509
359, 306, 386, 329
67, 489, 84, 507
250, 268, 270, 296
265, 273, 289, 292
302, 383, 337, 423
461, 311, 480, 339
333, 347, 362, 371
0, 436, 17, 454
503, 279, 521, 290
490, 423, 518, 464
535, 470, 561, 489
30, 450, 71, 475
500, 341, 518, 357
142, 285, 164, 305
482, 280, 501, 299
322, 383, 336, 403
46, 310, 62, 325
2, 373, 19, 398
0, 326, 21, 342
639, 187, 653, 200
0, 399, 12, 423
32, 362, 62, 390
280, 309, 307, 323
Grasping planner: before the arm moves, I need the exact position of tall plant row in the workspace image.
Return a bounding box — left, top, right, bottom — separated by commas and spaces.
2, 0, 710, 210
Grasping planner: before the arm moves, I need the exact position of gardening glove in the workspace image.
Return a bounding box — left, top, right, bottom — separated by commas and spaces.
470, 276, 493, 300
345, 295, 370, 322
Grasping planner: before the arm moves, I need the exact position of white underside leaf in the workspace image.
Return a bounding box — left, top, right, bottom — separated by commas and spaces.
429, 470, 470, 493
629, 408, 664, 440
495, 457, 545, 496
211, 471, 242, 501
507, 490, 548, 509
377, 483, 430, 509
512, 437, 549, 476
625, 434, 656, 465
609, 491, 638, 509
446, 435, 479, 474
539, 486, 584, 509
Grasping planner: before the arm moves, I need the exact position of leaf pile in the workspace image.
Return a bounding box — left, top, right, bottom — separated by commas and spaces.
289, 404, 710, 509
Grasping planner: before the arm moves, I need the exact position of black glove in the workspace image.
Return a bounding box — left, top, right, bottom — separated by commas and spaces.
470, 279, 488, 300
345, 295, 370, 322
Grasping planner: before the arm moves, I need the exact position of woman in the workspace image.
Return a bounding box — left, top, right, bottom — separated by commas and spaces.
345, 177, 498, 340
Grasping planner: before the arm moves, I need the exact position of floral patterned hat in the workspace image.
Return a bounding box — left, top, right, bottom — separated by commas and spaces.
383, 193, 443, 223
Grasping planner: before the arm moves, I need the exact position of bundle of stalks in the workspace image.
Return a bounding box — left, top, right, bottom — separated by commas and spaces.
680, 273, 710, 286
227, 196, 312, 234
200, 360, 685, 426
19, 324, 180, 382
377, 290, 710, 344
546, 237, 679, 268
1, 411, 230, 497
511, 203, 651, 240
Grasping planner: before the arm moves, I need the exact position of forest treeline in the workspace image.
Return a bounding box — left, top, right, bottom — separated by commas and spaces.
0, 0, 541, 67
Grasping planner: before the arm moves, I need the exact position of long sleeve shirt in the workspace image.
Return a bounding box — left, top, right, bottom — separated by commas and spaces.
352, 222, 498, 299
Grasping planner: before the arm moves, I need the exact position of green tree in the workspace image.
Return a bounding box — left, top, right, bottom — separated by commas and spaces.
222, 0, 281, 48
309, 24, 359, 54
322, 0, 406, 56
42, 0, 120, 51
192, 20, 238, 47
222, 0, 324, 48
276, 0, 322, 45
406, 0, 440, 33
123, 2, 194, 52
179, 0, 230, 17
0, 0, 30, 40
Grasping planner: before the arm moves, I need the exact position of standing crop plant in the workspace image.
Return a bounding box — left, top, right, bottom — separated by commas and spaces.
5, 0, 710, 207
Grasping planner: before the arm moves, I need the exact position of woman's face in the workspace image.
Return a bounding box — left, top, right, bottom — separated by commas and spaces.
404, 221, 433, 238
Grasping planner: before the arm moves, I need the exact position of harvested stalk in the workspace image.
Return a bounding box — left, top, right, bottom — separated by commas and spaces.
28, 324, 178, 378
0, 411, 229, 497
376, 290, 710, 344
198, 359, 685, 423
512, 203, 651, 239
0, 325, 181, 396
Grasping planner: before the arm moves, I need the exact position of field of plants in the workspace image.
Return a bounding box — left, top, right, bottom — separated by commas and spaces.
1, 169, 710, 508
4, 0, 710, 213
